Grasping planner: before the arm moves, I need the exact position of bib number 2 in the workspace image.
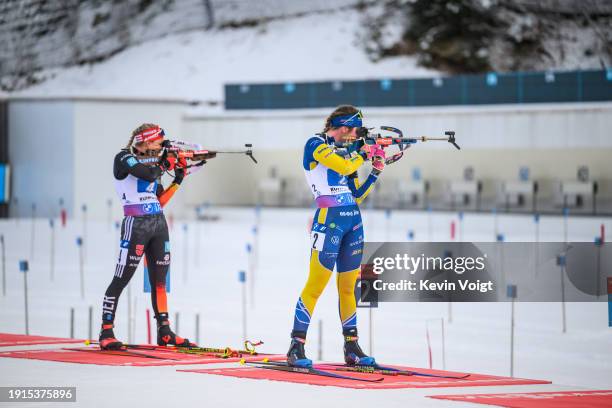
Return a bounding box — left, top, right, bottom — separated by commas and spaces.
310, 231, 325, 251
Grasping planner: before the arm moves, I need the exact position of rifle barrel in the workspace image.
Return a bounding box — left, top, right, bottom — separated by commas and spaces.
420, 136, 449, 141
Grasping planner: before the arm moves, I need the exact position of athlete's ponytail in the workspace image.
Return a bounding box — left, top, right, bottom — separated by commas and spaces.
126, 123, 159, 149
323, 105, 359, 133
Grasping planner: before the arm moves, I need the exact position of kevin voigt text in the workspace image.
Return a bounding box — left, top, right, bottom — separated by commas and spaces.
373, 279, 494, 293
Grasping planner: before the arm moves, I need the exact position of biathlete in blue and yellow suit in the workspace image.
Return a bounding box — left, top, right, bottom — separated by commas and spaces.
287, 105, 387, 368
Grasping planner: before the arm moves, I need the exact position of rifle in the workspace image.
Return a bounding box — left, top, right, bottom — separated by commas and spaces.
340, 126, 460, 165
162, 140, 258, 164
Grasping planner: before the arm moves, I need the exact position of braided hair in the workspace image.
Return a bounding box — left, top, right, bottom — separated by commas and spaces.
322, 105, 359, 133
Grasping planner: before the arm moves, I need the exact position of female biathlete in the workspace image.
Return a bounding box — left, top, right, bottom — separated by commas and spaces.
287, 105, 387, 367
99, 123, 203, 350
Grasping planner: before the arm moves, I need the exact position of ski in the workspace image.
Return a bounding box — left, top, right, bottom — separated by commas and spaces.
85, 340, 257, 358
242, 360, 384, 383
63, 347, 176, 360
319, 363, 471, 379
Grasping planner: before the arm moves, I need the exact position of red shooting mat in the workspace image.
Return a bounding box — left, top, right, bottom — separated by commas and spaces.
178, 365, 550, 390
0, 333, 84, 347
0, 347, 285, 367
429, 390, 612, 408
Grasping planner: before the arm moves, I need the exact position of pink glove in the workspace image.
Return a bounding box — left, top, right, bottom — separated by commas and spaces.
361, 144, 385, 161
372, 150, 386, 172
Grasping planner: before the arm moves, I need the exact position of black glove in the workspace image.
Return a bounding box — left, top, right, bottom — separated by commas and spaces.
173, 167, 185, 185
158, 148, 171, 171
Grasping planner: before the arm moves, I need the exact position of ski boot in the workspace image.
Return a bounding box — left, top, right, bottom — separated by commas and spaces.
157, 320, 195, 347
287, 331, 313, 368
99, 323, 123, 350
343, 329, 376, 366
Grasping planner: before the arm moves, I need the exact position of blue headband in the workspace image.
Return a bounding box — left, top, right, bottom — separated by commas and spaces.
330, 111, 363, 128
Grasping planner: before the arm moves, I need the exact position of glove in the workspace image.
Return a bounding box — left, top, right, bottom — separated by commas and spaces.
173, 167, 185, 184
163, 156, 177, 171
360, 143, 385, 161
349, 138, 365, 153
372, 150, 386, 173
159, 149, 176, 171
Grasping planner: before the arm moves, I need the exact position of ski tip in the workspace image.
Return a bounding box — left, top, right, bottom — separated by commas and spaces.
263, 357, 269, 363
84, 340, 91, 346
239, 358, 246, 365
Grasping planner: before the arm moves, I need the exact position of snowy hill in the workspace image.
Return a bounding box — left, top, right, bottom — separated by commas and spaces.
7, 6, 434, 103
2, 0, 609, 102
1, 0, 434, 101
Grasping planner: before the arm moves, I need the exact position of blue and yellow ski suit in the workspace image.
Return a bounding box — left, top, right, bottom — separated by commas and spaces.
292, 134, 380, 336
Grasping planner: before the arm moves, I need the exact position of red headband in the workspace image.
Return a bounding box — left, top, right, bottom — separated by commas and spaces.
134, 126, 164, 144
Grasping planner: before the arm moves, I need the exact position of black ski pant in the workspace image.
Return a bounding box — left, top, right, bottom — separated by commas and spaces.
101, 213, 171, 325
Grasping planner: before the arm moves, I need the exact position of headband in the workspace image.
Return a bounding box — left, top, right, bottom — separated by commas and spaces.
330, 111, 363, 128
133, 126, 165, 144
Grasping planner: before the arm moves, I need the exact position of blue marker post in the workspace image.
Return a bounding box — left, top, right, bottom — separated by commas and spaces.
557, 254, 567, 333
19, 260, 29, 335
76, 237, 84, 299
246, 243, 254, 307
239, 270, 247, 342
49, 219, 55, 282
407, 230, 415, 241
507, 284, 517, 377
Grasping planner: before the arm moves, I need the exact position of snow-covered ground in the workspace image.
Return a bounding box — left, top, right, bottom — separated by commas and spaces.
11, 8, 435, 102
0, 208, 611, 407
